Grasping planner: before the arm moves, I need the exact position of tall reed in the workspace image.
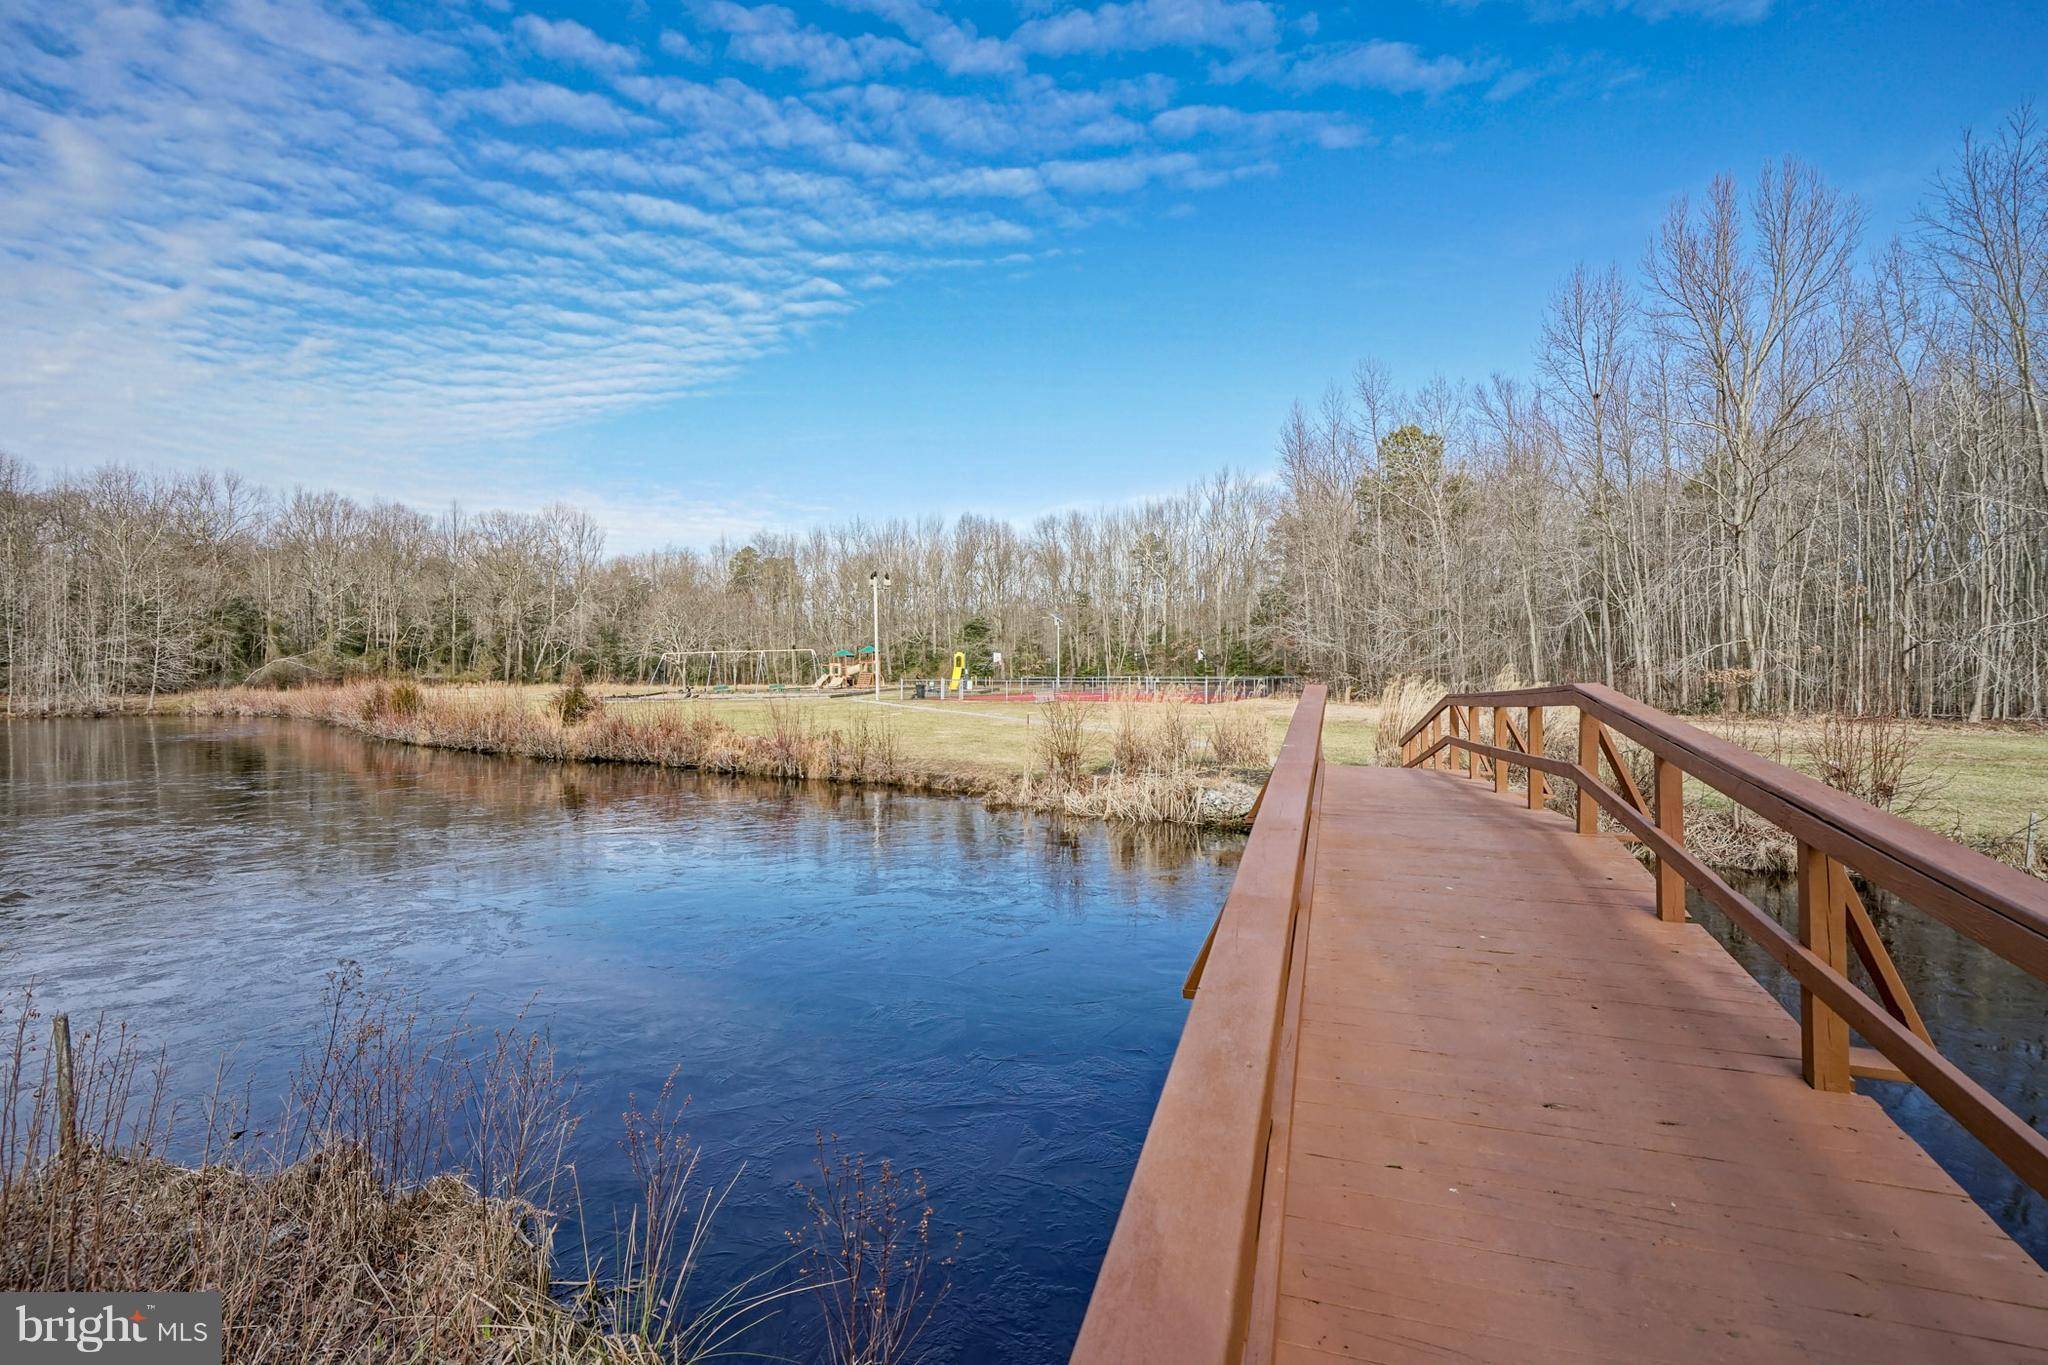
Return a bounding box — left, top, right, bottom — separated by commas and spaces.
0, 973, 803, 1363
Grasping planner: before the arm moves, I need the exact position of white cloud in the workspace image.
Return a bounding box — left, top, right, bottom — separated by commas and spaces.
1238, 40, 1498, 97
658, 30, 708, 62
514, 16, 642, 74
1014, 0, 1281, 57
459, 80, 658, 135
0, 0, 1383, 505
1540, 0, 1772, 19
692, 1, 923, 84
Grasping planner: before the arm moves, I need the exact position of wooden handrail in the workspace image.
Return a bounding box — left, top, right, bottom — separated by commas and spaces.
1400, 683, 2048, 1199
1073, 685, 1327, 1365
1397, 684, 2048, 976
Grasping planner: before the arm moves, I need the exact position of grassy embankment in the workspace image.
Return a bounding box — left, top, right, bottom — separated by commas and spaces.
170, 680, 1293, 828
156, 678, 2046, 868
2, 972, 941, 1364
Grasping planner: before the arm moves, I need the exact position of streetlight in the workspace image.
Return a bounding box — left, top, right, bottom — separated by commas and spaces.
1050, 611, 1062, 698
868, 570, 891, 701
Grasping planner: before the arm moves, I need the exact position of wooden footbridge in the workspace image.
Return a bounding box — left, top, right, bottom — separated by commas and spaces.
1077, 684, 2048, 1363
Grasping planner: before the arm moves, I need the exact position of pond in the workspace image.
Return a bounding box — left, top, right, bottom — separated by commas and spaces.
0, 717, 1245, 1361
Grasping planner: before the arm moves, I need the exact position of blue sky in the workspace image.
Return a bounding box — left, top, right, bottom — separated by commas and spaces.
2, 0, 2042, 550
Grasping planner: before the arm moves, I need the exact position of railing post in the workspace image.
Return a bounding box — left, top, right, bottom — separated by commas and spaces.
1493, 706, 1509, 794
1575, 709, 1601, 835
1797, 842, 1853, 1093
1469, 706, 1486, 782
1525, 706, 1546, 810
1653, 754, 1685, 922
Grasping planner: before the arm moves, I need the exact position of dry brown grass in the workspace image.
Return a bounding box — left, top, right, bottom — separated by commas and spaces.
1205, 707, 1270, 768
1371, 675, 1445, 767
1034, 700, 1093, 783
789, 1135, 957, 1365
175, 681, 1289, 830
0, 973, 833, 1363
183, 682, 917, 791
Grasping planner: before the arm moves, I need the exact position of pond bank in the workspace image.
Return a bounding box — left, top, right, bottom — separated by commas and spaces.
166, 681, 1270, 829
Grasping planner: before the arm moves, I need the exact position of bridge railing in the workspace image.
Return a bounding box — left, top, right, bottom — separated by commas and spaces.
1398, 683, 2048, 1198
1072, 684, 1326, 1365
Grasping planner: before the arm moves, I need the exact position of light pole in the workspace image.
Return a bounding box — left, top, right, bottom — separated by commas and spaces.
1050, 611, 1062, 698
869, 570, 891, 701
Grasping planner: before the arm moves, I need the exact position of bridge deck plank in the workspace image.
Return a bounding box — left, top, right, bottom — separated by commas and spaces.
1269, 766, 2048, 1363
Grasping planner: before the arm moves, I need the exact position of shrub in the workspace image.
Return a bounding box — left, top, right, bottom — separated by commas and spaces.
1799, 713, 1943, 814
387, 680, 424, 719
1035, 700, 1092, 783
1151, 696, 1195, 773
1206, 708, 1270, 768
1110, 699, 1147, 774
550, 669, 601, 727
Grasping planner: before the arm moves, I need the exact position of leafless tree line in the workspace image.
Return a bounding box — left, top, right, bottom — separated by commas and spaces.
2, 110, 2043, 718
1278, 109, 2048, 719
0, 455, 1280, 712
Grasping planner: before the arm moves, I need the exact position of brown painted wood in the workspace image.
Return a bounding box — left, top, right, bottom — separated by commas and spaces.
1493, 706, 1510, 794
1241, 762, 1323, 1365
1264, 768, 2048, 1363
1396, 684, 2048, 989
1072, 686, 1327, 1365
1406, 730, 2048, 1194
1798, 843, 1853, 1093
1653, 753, 1686, 923
1842, 871, 1932, 1043
1524, 705, 1545, 809
1596, 725, 1648, 813
1094, 698, 2048, 1363
1575, 711, 1600, 835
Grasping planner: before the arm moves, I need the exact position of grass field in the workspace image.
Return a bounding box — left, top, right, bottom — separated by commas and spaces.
586, 688, 1387, 782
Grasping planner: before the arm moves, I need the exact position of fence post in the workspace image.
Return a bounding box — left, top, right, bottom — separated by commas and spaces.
1493, 706, 1510, 794
1469, 706, 1487, 782
1575, 710, 1601, 835
1797, 843, 1853, 1092
1653, 754, 1685, 922
53, 1014, 78, 1165
1525, 706, 1546, 810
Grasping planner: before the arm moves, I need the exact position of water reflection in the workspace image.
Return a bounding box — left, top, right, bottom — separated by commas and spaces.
1693, 874, 2048, 1265
0, 717, 1245, 1361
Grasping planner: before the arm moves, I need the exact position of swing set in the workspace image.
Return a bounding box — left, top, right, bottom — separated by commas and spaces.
657, 648, 821, 692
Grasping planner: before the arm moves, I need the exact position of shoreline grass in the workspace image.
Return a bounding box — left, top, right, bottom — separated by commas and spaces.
0, 974, 944, 1364
14, 678, 2042, 873
163, 681, 1280, 829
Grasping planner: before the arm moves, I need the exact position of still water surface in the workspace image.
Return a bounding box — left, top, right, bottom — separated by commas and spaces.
0, 717, 1245, 1361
